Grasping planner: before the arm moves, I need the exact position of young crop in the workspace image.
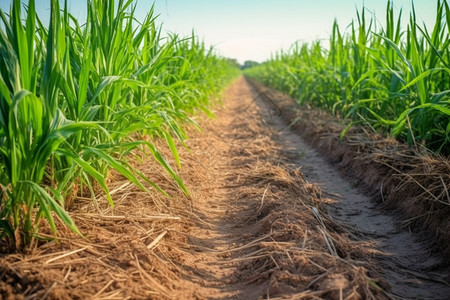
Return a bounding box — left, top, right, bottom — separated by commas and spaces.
246, 0, 450, 155
0, 0, 239, 251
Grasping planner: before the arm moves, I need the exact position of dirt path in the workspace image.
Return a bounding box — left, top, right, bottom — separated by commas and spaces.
167, 76, 387, 299
171, 77, 450, 299
276, 125, 449, 299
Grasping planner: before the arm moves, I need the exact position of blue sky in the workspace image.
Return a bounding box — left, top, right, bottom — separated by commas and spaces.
0, 0, 438, 63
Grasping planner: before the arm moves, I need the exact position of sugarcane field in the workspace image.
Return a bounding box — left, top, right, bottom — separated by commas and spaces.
0, 0, 449, 299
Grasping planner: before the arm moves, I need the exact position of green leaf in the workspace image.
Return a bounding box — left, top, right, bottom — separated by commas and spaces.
145, 142, 189, 196
90, 76, 121, 103
22, 180, 82, 236
164, 131, 181, 169
55, 148, 113, 207
85, 146, 148, 193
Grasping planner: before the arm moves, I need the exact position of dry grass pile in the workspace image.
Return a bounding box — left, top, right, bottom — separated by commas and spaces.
229, 161, 389, 299
0, 140, 201, 299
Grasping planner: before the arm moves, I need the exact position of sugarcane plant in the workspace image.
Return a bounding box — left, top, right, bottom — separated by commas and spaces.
0, 0, 239, 251
245, 0, 450, 154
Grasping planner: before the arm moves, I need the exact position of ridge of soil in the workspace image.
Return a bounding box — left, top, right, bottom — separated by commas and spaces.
0, 76, 449, 299
246, 77, 450, 263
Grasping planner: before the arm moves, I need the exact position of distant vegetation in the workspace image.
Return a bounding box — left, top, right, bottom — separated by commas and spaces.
241, 60, 260, 70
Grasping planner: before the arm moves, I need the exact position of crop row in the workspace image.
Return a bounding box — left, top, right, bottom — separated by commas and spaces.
245, 0, 450, 155
0, 0, 239, 250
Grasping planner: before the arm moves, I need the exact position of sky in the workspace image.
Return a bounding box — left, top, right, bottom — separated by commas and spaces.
0, 0, 439, 64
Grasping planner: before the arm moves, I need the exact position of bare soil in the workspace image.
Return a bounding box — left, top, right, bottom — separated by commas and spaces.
0, 76, 449, 299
